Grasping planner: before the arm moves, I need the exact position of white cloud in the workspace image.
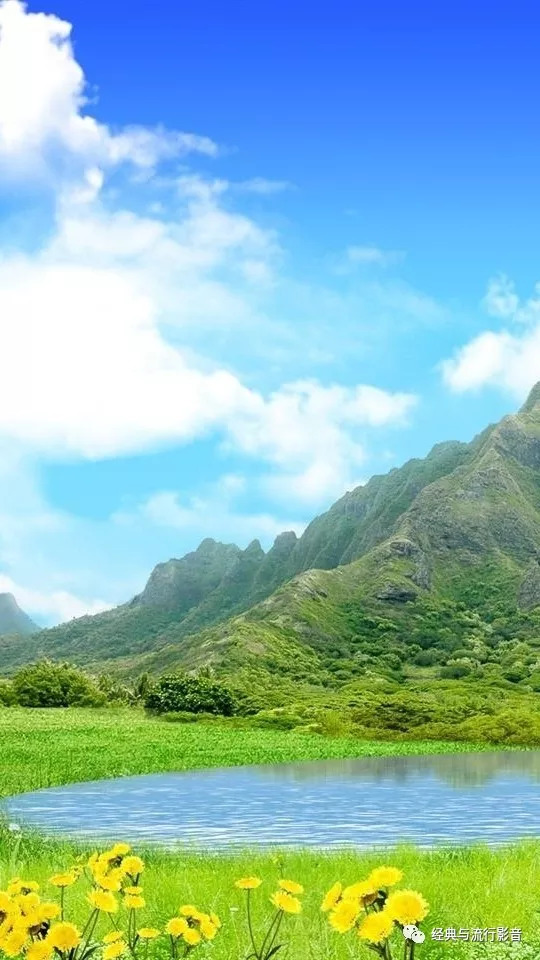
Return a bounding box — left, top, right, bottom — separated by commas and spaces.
234, 177, 293, 195
443, 277, 540, 398
0, 0, 425, 622
0, 573, 110, 623
227, 381, 417, 504
334, 245, 404, 273
0, 0, 216, 188
482, 275, 520, 319
115, 474, 305, 544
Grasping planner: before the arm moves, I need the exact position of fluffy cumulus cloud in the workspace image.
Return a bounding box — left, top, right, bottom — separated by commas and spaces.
0, 0, 216, 186
443, 275, 540, 398
0, 0, 421, 621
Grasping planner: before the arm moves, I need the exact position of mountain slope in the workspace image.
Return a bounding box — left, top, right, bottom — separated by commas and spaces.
4, 385, 540, 682
0, 594, 38, 638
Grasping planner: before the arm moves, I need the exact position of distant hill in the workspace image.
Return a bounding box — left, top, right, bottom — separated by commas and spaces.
0, 594, 38, 638
4, 384, 540, 700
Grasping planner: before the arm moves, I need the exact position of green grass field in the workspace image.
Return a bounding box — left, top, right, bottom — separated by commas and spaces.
0, 708, 538, 959
0, 707, 497, 798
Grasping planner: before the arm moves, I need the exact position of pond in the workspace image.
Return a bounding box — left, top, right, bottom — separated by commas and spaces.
4, 751, 540, 849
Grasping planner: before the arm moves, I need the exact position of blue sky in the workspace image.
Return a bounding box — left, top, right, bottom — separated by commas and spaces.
0, 0, 538, 625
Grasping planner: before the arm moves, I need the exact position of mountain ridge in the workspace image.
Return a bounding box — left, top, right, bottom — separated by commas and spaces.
0, 594, 38, 638
3, 384, 540, 688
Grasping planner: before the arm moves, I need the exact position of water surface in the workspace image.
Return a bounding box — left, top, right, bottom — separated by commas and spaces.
4, 751, 540, 849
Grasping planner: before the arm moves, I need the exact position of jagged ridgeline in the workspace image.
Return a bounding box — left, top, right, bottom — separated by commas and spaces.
3, 383, 540, 684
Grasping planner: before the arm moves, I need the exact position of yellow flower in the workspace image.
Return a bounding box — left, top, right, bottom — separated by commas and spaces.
270, 891, 302, 914
49, 872, 77, 888
121, 857, 144, 877
103, 941, 126, 960
321, 882, 342, 913
110, 843, 131, 857
342, 881, 377, 906
385, 890, 429, 925
37, 903, 61, 922
103, 931, 125, 944
179, 906, 203, 920
26, 941, 54, 960
123, 887, 142, 896
16, 893, 41, 915
47, 922, 81, 951
199, 916, 218, 940
209, 913, 221, 929
1, 930, 28, 957
235, 877, 262, 890
124, 894, 145, 910
358, 911, 395, 945
278, 880, 304, 895
88, 890, 118, 913
368, 867, 403, 890
137, 928, 160, 940
166, 918, 189, 938
329, 899, 360, 934
95, 868, 124, 892
8, 881, 39, 896
183, 928, 201, 947
0, 891, 12, 913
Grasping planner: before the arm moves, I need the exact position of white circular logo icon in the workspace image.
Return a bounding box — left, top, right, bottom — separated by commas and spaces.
402, 924, 425, 943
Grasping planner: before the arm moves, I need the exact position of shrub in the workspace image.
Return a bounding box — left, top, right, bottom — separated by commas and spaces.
11, 660, 106, 708
144, 672, 237, 716
0, 679, 16, 706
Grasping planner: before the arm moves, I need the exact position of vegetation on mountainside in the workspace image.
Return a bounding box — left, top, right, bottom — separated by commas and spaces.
2, 386, 540, 747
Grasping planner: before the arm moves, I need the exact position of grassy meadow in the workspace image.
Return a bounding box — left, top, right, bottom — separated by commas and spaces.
0, 708, 539, 958
0, 707, 498, 799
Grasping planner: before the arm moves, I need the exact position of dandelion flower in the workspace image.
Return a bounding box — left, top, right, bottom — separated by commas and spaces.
278, 880, 304, 895
342, 881, 377, 904
137, 928, 160, 940
47, 922, 81, 951
368, 867, 403, 890
26, 941, 54, 960
49, 873, 77, 889
37, 903, 61, 922
0, 891, 12, 913
103, 941, 126, 960
385, 890, 429, 925
123, 887, 142, 897
8, 881, 39, 896
122, 857, 144, 877
321, 882, 342, 913
199, 916, 218, 940
358, 911, 395, 944
179, 905, 202, 920
235, 877, 262, 890
165, 918, 189, 938
270, 891, 302, 914
209, 913, 221, 929
110, 844, 131, 857
88, 890, 118, 913
94, 869, 123, 893
1, 930, 28, 957
183, 929, 201, 947
124, 894, 145, 910
329, 899, 360, 934
103, 931, 125, 944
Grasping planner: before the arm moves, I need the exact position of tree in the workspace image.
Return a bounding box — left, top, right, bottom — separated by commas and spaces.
11, 661, 105, 708
144, 672, 237, 716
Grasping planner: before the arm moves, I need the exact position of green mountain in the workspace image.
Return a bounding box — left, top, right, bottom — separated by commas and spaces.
0, 594, 38, 638
4, 384, 540, 701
